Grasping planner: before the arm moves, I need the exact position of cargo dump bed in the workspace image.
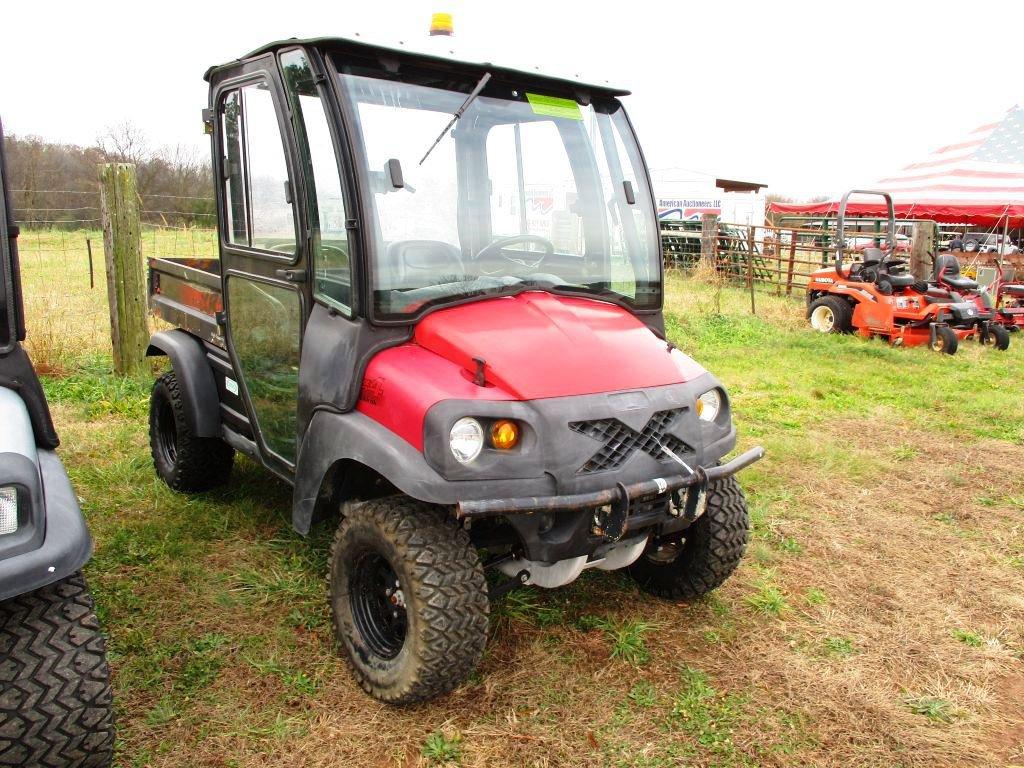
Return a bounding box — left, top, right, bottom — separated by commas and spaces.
148, 257, 224, 347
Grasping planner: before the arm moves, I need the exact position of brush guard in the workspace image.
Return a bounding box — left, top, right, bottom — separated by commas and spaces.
455, 445, 765, 518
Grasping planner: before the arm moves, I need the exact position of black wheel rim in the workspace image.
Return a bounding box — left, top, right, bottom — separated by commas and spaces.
349, 550, 407, 659
156, 397, 178, 466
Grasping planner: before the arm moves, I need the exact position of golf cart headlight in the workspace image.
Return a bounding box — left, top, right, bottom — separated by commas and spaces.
450, 418, 485, 464
696, 389, 723, 422
0, 487, 18, 536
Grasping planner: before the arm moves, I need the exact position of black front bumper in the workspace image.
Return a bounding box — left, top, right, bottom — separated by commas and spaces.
457, 446, 764, 562
457, 446, 764, 517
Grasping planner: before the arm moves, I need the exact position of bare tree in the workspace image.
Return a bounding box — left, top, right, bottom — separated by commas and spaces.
97, 122, 151, 165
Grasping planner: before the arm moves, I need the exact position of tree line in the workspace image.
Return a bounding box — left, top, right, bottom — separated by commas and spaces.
4, 123, 215, 229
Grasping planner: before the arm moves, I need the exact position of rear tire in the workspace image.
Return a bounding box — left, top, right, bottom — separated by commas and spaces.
808, 296, 853, 334
329, 498, 489, 704
149, 371, 234, 492
930, 326, 959, 355
982, 324, 1011, 351
628, 476, 749, 600
0, 573, 114, 767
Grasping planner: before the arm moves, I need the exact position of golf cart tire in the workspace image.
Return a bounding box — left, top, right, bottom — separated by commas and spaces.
0, 573, 114, 768
329, 498, 489, 704
628, 476, 749, 601
149, 371, 234, 493
931, 326, 959, 355
983, 324, 1011, 351
808, 295, 853, 334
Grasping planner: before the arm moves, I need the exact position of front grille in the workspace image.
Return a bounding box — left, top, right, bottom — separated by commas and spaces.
569, 408, 694, 474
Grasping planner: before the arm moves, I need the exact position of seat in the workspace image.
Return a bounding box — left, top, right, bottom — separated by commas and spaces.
933, 254, 978, 291
384, 240, 465, 290
1002, 284, 1024, 297
885, 273, 917, 288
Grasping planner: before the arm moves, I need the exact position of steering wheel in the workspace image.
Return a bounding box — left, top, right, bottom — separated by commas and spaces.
475, 234, 554, 270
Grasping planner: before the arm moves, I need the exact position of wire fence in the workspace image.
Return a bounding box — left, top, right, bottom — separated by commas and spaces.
14, 185, 1024, 370
12, 189, 217, 371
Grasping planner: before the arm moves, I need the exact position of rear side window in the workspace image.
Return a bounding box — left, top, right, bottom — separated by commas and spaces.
220, 82, 296, 255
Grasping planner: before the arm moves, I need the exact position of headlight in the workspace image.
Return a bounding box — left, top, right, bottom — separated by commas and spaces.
450, 417, 485, 464
0, 487, 17, 535
696, 389, 723, 422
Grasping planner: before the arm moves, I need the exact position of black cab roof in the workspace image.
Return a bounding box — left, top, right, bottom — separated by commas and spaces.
206, 36, 630, 98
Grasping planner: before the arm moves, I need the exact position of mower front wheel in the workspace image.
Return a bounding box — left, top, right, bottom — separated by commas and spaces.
808, 296, 853, 334
982, 324, 1011, 351
930, 326, 959, 355
329, 498, 489, 704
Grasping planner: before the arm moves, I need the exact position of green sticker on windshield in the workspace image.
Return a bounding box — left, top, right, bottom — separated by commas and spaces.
525, 93, 582, 120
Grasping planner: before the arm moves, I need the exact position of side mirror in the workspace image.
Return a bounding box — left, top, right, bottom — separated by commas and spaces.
387, 158, 404, 189
622, 180, 636, 205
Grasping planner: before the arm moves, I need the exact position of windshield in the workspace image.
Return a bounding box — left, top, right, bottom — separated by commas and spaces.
336, 71, 661, 320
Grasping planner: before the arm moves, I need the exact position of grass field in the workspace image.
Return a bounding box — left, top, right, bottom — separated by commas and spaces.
21, 257, 1024, 767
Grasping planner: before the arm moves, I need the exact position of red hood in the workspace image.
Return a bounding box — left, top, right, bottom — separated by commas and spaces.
413, 292, 705, 400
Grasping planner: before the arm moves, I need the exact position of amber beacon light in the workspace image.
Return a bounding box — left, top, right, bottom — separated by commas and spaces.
429, 12, 454, 36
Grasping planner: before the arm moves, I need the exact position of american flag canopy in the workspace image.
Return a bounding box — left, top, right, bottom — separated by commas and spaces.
770, 106, 1024, 226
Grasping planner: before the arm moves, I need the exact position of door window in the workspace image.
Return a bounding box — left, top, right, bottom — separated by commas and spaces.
226, 277, 302, 462
280, 50, 352, 312
220, 82, 296, 255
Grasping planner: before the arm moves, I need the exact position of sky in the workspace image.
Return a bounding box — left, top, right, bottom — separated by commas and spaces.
2, 0, 1022, 199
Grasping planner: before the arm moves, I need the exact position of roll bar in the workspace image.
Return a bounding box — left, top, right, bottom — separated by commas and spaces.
835, 189, 896, 280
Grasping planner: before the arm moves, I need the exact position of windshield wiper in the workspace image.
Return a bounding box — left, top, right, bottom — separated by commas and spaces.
418, 72, 492, 166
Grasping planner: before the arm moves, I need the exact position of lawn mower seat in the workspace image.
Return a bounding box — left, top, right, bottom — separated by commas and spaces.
933, 254, 978, 291
385, 240, 465, 289
1002, 283, 1024, 297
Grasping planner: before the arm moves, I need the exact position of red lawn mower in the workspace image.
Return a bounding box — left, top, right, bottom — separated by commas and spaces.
930, 254, 1012, 348
806, 190, 1000, 355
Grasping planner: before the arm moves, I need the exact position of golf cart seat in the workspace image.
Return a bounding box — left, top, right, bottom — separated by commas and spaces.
933, 254, 978, 291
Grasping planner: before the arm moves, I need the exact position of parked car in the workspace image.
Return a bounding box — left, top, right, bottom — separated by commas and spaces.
0, 117, 114, 765
845, 233, 912, 253
962, 232, 1017, 255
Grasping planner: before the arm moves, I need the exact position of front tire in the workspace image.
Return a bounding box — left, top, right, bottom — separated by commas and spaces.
329, 498, 489, 704
982, 323, 1011, 351
628, 476, 749, 600
930, 325, 959, 355
0, 573, 114, 767
149, 371, 234, 492
808, 296, 853, 334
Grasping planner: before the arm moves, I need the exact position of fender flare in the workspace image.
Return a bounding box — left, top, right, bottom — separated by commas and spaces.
291, 409, 557, 536
146, 329, 221, 438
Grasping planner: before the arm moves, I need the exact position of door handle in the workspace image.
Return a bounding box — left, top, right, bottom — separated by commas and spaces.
275, 268, 307, 283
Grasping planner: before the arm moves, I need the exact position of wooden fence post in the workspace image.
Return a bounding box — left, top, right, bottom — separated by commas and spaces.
700, 213, 719, 264
98, 163, 148, 376
910, 222, 934, 280
746, 226, 756, 314
786, 237, 797, 296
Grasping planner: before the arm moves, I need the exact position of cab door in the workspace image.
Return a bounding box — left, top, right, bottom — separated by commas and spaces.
212, 55, 307, 474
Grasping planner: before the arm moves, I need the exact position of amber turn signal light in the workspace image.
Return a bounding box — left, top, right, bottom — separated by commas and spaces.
490, 419, 519, 450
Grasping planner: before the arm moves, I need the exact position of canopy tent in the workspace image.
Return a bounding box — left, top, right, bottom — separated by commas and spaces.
770, 106, 1024, 228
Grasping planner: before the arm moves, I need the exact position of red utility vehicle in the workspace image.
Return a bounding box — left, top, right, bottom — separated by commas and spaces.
144, 38, 763, 703
807, 190, 995, 354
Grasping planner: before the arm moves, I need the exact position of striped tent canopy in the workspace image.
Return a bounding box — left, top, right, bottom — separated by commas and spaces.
770, 106, 1024, 227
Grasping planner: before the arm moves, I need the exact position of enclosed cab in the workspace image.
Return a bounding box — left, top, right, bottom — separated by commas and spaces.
147, 38, 762, 703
